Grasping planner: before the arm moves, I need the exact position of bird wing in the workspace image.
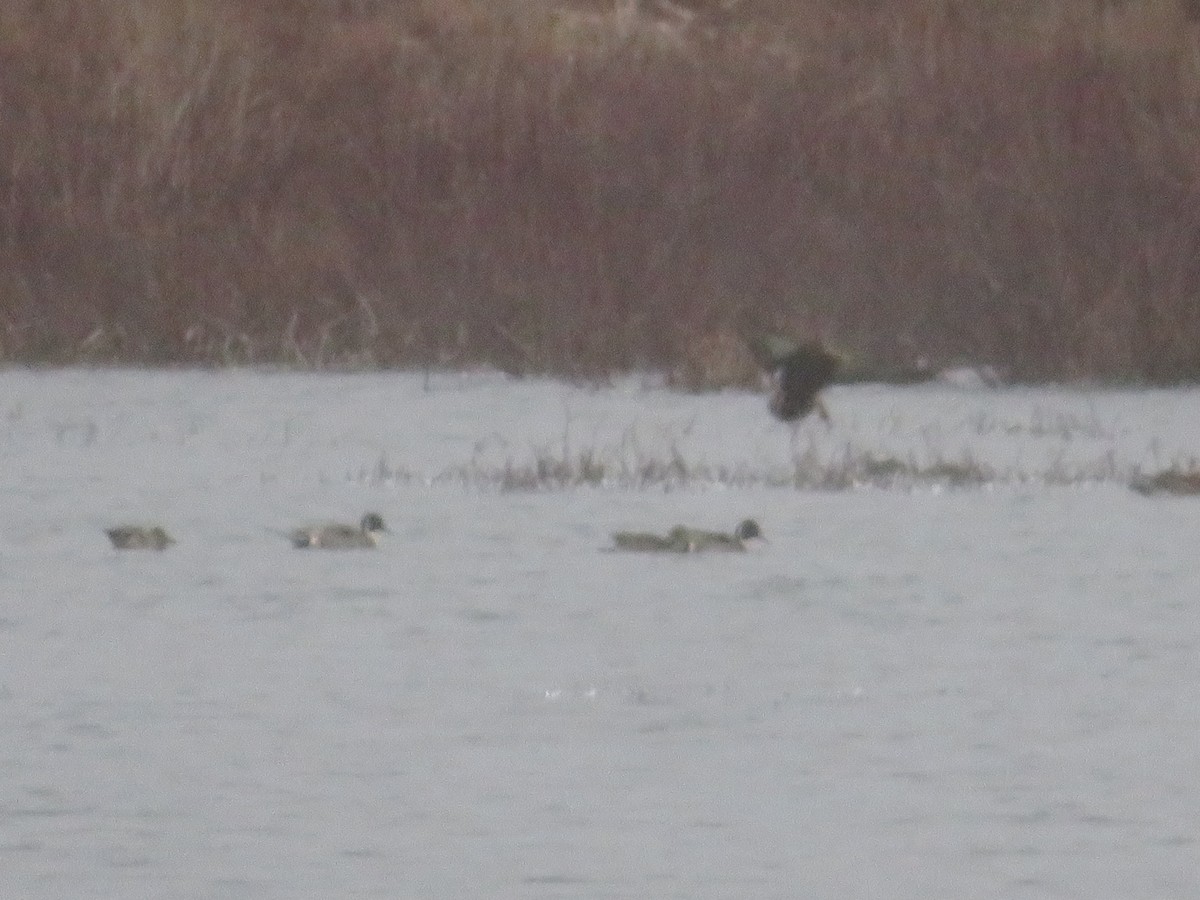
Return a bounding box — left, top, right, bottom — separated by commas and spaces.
741, 330, 841, 379
740, 330, 802, 370
767, 342, 841, 421
779, 343, 840, 393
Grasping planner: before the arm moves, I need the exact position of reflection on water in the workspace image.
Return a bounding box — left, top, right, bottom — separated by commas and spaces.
1, 369, 1199, 898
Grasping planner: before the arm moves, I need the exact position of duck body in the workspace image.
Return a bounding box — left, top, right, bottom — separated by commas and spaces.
286, 512, 388, 549
612, 527, 692, 553
106, 525, 175, 550
612, 519, 762, 553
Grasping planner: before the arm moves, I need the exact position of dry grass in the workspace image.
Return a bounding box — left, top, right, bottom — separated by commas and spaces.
1130, 462, 1200, 495
4, 0, 1200, 380
353, 437, 1131, 493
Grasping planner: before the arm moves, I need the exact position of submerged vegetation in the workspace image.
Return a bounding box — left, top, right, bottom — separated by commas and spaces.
353, 429, 1138, 493
1130, 466, 1200, 495
357, 440, 1137, 492
5, 0, 1200, 381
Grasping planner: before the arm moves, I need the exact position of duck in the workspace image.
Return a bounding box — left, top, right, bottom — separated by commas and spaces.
283, 512, 388, 549
105, 525, 175, 550
612, 518, 763, 553
742, 330, 841, 423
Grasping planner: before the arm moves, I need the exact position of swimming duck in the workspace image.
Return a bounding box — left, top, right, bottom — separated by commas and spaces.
106, 525, 175, 550
284, 512, 388, 549
742, 331, 841, 423
612, 518, 763, 553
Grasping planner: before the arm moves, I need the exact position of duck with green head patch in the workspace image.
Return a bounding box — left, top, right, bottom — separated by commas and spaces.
284, 512, 388, 549
612, 518, 763, 553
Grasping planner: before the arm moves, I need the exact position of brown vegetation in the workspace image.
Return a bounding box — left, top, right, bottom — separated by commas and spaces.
4, 0, 1200, 380
355, 433, 1129, 492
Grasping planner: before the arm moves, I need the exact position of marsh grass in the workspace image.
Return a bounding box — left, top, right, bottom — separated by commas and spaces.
6, 0, 1200, 381
356, 436, 1132, 492
1129, 461, 1200, 495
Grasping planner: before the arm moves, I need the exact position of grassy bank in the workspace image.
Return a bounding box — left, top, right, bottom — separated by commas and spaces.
3, 0, 1200, 381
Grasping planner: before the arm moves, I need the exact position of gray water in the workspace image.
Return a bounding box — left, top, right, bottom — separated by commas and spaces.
1, 369, 1198, 898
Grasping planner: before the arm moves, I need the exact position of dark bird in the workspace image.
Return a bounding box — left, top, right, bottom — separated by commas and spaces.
106, 525, 175, 550
742, 331, 841, 423
1130, 469, 1200, 496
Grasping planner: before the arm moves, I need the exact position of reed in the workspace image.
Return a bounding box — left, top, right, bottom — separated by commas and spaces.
355, 437, 1131, 492
3, 0, 1200, 381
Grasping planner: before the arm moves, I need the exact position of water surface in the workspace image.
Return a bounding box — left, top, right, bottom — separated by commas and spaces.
1, 369, 1198, 898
